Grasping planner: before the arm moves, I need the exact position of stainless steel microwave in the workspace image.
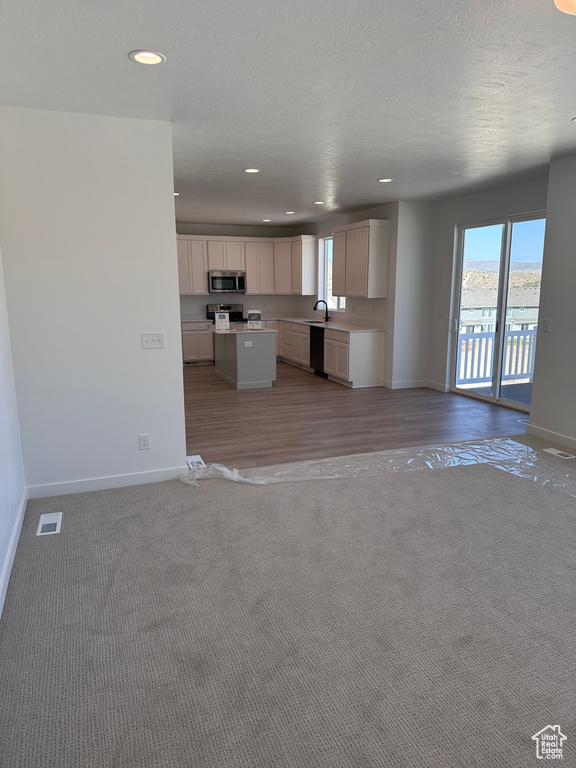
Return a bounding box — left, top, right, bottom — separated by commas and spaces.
208, 270, 246, 293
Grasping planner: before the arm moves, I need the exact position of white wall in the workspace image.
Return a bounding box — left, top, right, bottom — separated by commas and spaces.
0, 107, 186, 497
428, 177, 549, 391
529, 157, 576, 448
390, 202, 435, 388
0, 242, 27, 615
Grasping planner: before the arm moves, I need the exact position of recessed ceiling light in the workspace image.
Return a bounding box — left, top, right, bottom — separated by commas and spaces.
286, 211, 295, 215
244, 168, 261, 173
314, 201, 325, 205
378, 178, 394, 183
262, 219, 271, 222
128, 50, 166, 65
174, 192, 180, 196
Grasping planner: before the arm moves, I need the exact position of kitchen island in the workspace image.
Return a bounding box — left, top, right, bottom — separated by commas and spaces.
213, 328, 277, 389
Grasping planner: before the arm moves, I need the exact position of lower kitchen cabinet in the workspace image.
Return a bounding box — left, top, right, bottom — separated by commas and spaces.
324, 336, 349, 380
278, 321, 310, 367
182, 323, 214, 363
324, 328, 384, 387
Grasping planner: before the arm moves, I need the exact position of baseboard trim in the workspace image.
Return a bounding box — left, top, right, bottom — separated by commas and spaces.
0, 486, 28, 620
526, 424, 576, 452
384, 379, 429, 390
426, 380, 451, 393
27, 466, 188, 500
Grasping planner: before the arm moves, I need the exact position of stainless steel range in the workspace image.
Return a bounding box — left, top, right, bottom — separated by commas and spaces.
206, 303, 245, 323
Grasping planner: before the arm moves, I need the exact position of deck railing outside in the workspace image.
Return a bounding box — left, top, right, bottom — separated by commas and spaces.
456, 329, 537, 386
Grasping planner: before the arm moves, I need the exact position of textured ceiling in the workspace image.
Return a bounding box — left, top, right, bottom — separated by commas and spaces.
2, 0, 576, 225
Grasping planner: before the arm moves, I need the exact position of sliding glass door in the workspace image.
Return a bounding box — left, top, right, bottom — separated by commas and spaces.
453, 215, 545, 409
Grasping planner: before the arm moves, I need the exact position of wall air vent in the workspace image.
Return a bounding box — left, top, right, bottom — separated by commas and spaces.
36, 512, 63, 536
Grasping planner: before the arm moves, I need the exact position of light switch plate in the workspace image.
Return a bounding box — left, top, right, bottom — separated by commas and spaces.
141, 333, 165, 349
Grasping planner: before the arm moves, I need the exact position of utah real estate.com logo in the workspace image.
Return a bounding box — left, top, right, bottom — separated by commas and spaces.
532, 725, 567, 760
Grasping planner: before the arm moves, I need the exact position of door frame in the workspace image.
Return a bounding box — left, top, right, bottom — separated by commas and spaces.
450, 210, 546, 412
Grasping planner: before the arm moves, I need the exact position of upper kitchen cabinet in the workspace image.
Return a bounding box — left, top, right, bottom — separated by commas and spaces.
291, 236, 316, 295
273, 241, 292, 294
245, 242, 274, 294
274, 236, 316, 295
177, 237, 209, 295
331, 220, 389, 298
207, 240, 245, 271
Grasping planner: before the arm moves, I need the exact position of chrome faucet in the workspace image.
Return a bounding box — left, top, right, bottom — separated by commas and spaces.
313, 299, 330, 323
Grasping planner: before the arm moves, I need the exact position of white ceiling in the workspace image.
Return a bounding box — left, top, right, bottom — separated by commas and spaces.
2, 0, 576, 225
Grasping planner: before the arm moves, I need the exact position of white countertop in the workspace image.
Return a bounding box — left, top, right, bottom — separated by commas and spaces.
278, 317, 384, 333
213, 327, 277, 334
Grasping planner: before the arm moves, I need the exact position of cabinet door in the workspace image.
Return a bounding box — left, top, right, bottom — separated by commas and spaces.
346, 227, 369, 297
189, 241, 208, 294
281, 323, 293, 358
177, 240, 192, 294
245, 243, 260, 293
332, 231, 347, 297
182, 331, 199, 361
197, 331, 214, 360
207, 241, 226, 270
324, 339, 336, 374
260, 243, 275, 294
274, 242, 292, 293
324, 339, 349, 379
293, 331, 310, 366
291, 239, 302, 294
334, 341, 349, 379
225, 242, 245, 270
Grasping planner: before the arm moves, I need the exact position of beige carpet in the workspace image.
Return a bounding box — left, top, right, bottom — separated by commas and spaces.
1, 463, 575, 767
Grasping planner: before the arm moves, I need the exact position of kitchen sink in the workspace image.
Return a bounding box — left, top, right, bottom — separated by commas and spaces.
302, 320, 326, 324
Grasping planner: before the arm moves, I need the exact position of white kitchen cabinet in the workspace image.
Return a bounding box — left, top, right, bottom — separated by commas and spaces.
181, 322, 214, 363
264, 321, 280, 355
207, 240, 245, 271
277, 321, 310, 367
182, 331, 199, 361
279, 321, 293, 359
274, 242, 292, 294
291, 326, 310, 366
331, 219, 389, 298
245, 242, 274, 294
177, 238, 209, 295
274, 237, 316, 295
324, 334, 349, 381
324, 327, 384, 387
291, 236, 316, 295
332, 230, 347, 298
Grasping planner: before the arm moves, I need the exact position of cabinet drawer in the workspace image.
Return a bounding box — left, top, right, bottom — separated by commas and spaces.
325, 328, 349, 343
182, 322, 212, 331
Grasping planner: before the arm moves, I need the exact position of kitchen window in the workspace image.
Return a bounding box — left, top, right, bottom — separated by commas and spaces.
319, 237, 346, 311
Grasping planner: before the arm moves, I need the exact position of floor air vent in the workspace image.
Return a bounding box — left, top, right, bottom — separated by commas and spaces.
36, 512, 62, 536
542, 447, 576, 460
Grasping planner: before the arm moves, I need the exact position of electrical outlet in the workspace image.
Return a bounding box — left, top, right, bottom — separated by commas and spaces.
372, 306, 376, 315
139, 433, 150, 450
543, 319, 552, 333
244, 341, 253, 347
141, 333, 165, 349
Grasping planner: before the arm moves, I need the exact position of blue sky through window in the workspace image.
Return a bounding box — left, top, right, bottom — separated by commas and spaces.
464, 219, 545, 262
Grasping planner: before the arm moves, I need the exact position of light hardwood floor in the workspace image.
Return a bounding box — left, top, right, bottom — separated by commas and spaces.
184, 362, 527, 468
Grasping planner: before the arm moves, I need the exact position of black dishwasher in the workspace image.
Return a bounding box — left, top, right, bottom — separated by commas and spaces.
309, 325, 328, 377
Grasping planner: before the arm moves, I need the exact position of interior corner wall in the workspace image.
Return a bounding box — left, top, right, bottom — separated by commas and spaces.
428, 177, 549, 392
528, 156, 576, 449
0, 241, 27, 615
0, 107, 186, 497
